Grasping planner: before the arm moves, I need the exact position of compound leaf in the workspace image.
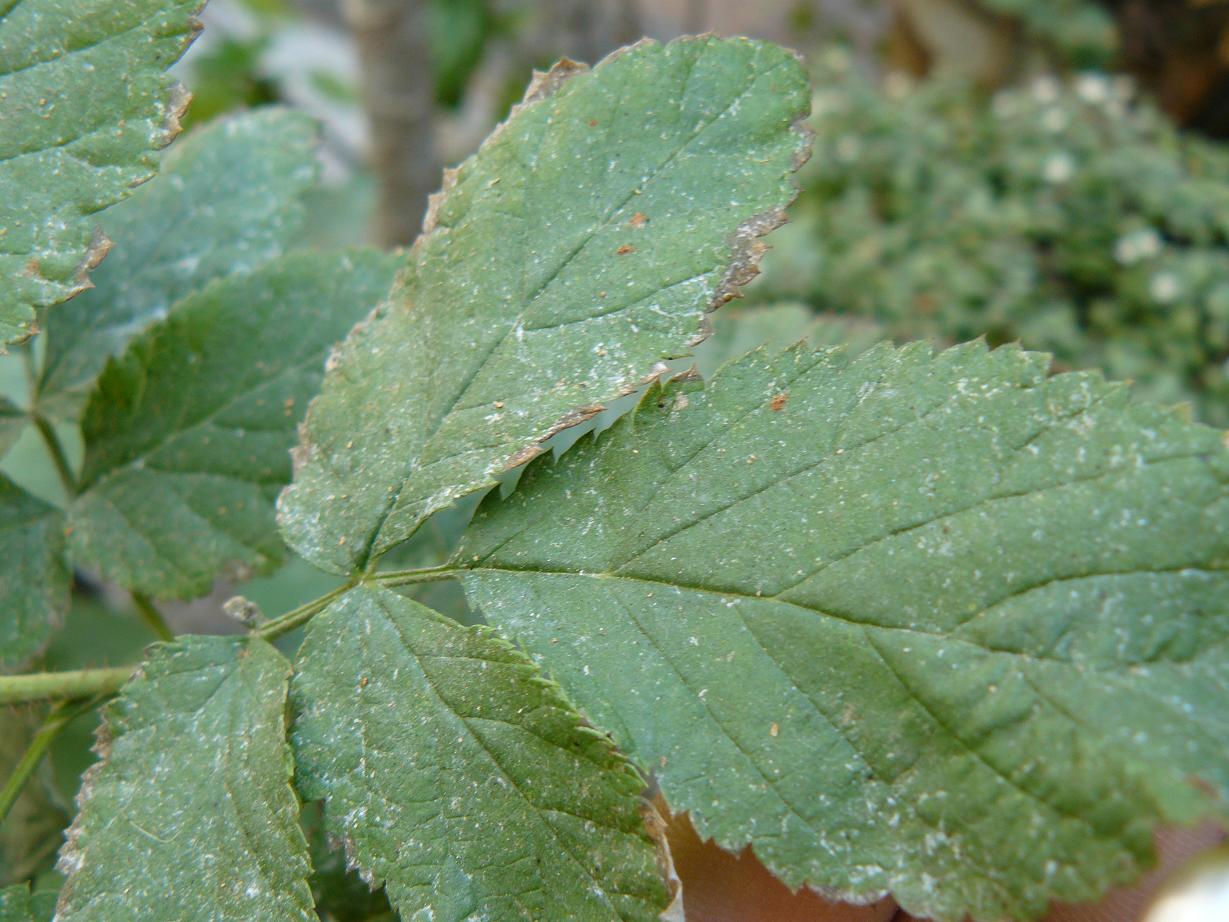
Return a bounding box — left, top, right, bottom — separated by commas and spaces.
0, 0, 204, 344
56, 635, 313, 921
0, 475, 70, 671
291, 586, 669, 922
36, 109, 320, 419
68, 250, 398, 598
279, 35, 810, 575
460, 341, 1229, 921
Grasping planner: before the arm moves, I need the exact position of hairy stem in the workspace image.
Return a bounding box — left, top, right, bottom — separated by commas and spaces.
131, 591, 175, 642
370, 564, 461, 588
32, 414, 76, 497
0, 665, 131, 707
0, 697, 100, 826
254, 582, 357, 642
0, 565, 468, 702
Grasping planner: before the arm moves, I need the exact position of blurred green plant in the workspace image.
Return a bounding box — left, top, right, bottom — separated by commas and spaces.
760, 48, 1229, 425
978, 0, 1116, 68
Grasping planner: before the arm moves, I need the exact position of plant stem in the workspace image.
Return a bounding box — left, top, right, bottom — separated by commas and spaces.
0, 666, 133, 707
31, 414, 76, 497
0, 697, 99, 826
370, 564, 461, 588
254, 582, 356, 642
0, 566, 467, 702
131, 591, 174, 642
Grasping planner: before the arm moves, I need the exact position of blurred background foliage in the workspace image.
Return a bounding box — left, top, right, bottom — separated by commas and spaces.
5, 0, 1229, 917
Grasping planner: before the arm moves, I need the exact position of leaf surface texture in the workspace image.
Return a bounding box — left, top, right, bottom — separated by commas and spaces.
291, 586, 668, 921
68, 250, 398, 597
36, 109, 319, 417
0, 475, 69, 670
56, 636, 314, 921
279, 35, 811, 574
0, 0, 203, 343
460, 342, 1229, 921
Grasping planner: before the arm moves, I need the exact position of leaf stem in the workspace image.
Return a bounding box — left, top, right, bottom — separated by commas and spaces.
0, 566, 468, 702
0, 697, 101, 826
131, 591, 175, 642
370, 564, 462, 588
0, 667, 133, 707
253, 582, 357, 642
31, 414, 76, 497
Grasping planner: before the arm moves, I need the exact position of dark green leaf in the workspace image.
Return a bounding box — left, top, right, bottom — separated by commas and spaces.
0, 397, 24, 458
279, 35, 811, 575
67, 250, 398, 598
0, 884, 32, 922
291, 586, 669, 921
461, 341, 1229, 921
0, 475, 69, 671
56, 636, 314, 921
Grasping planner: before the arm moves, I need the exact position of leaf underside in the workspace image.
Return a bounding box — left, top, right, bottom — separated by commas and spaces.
460, 341, 1229, 921
56, 636, 314, 921
278, 35, 812, 575
35, 108, 320, 419
0, 474, 70, 671
67, 249, 399, 599
291, 586, 669, 922
0, 0, 204, 344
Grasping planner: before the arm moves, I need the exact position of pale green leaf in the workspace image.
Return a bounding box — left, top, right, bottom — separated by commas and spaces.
36, 109, 320, 418
0, 475, 69, 671
0, 0, 204, 344
66, 249, 398, 598
291, 586, 669, 922
279, 35, 811, 575
460, 341, 1229, 921
56, 635, 314, 921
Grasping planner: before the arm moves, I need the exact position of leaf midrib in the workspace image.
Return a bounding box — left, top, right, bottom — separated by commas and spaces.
354, 45, 797, 570
465, 564, 1228, 669
364, 591, 642, 920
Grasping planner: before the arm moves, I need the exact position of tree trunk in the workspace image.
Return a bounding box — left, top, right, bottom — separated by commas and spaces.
344, 0, 436, 246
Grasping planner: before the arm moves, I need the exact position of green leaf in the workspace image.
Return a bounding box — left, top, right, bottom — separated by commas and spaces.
0, 475, 69, 671
56, 635, 314, 921
291, 586, 669, 922
36, 109, 320, 419
0, 0, 204, 344
0, 885, 32, 922
0, 886, 50, 922
279, 35, 811, 575
459, 341, 1229, 921
66, 249, 398, 598
0, 397, 24, 458
300, 801, 395, 922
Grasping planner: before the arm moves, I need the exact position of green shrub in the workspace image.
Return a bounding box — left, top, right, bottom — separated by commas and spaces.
762, 49, 1229, 424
